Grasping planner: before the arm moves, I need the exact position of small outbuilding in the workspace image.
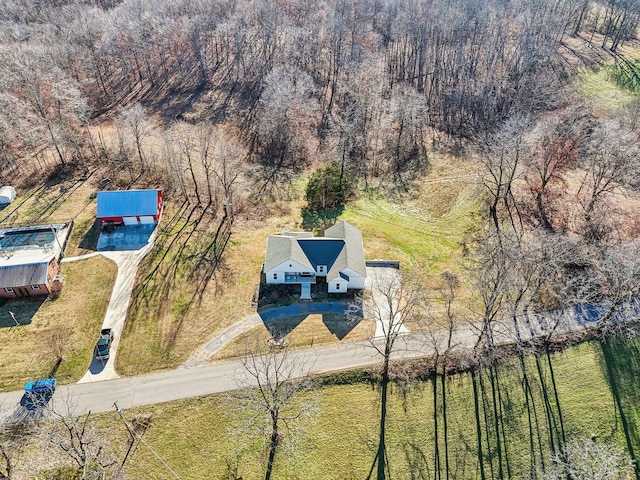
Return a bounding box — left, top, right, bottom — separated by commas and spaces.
96, 189, 164, 228
0, 186, 16, 206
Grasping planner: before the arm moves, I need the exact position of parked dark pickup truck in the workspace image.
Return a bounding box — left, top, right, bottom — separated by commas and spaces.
95, 328, 114, 360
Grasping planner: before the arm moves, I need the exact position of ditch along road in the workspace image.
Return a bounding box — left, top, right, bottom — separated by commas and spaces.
0, 298, 622, 422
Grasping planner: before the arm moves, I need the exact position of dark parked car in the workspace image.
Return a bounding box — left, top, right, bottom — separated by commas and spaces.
95, 328, 114, 360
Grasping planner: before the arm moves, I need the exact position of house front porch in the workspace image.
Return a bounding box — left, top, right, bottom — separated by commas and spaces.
284, 273, 316, 284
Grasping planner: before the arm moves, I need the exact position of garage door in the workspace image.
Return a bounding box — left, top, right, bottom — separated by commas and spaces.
139, 216, 155, 224
123, 216, 138, 226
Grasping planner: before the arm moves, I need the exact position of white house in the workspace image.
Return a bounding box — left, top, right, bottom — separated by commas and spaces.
263, 221, 367, 299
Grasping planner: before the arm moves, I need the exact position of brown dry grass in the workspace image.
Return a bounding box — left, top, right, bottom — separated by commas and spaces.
117, 199, 310, 375
0, 255, 117, 391
119, 154, 484, 374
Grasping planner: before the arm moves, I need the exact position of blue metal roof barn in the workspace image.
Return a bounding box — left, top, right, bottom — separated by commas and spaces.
96, 190, 162, 218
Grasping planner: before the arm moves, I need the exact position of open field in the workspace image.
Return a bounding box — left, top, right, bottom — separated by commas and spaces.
577, 65, 635, 116
124, 338, 639, 479
0, 256, 117, 391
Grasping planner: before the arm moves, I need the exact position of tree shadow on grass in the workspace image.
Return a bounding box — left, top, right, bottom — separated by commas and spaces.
262, 314, 308, 340
599, 336, 640, 478
322, 310, 362, 340
78, 219, 100, 251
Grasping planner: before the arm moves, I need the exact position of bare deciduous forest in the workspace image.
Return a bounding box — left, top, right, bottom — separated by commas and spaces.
3, 0, 640, 478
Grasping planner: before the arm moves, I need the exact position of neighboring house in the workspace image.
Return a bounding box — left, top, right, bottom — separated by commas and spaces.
0, 223, 72, 299
0, 186, 16, 206
264, 221, 366, 299
96, 189, 164, 228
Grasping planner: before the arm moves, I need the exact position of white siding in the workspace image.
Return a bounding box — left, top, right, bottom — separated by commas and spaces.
265, 259, 313, 284
328, 278, 348, 293
347, 275, 365, 289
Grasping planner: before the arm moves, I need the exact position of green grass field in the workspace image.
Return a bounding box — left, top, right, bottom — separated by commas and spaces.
578, 66, 635, 115
84, 337, 638, 479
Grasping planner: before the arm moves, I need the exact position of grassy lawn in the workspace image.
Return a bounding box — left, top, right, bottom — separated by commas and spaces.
58, 337, 634, 480
117, 199, 304, 375
119, 157, 482, 375
0, 255, 117, 391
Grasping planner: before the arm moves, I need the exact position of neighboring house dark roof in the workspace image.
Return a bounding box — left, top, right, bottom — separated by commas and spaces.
96, 190, 160, 218
264, 221, 366, 281
0, 262, 48, 288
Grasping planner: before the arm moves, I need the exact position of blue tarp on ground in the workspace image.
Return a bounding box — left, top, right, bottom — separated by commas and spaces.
97, 190, 159, 218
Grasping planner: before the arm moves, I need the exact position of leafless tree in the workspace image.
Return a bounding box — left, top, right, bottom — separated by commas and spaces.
43, 325, 72, 377
115, 103, 154, 174
524, 114, 582, 231
541, 437, 635, 480
46, 397, 119, 479
577, 121, 640, 243
479, 116, 530, 238
252, 65, 319, 198
416, 270, 461, 479
231, 336, 316, 480
0, 421, 36, 479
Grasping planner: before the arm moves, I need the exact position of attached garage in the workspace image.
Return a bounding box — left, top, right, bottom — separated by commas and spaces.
96, 189, 164, 228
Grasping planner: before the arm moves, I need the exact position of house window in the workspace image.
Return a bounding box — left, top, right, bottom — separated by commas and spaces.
4, 287, 13, 293
31, 285, 41, 290
319, 266, 325, 273
273, 273, 278, 280
336, 283, 341, 290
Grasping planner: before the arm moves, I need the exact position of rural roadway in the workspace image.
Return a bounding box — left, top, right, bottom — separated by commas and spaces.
0, 295, 624, 422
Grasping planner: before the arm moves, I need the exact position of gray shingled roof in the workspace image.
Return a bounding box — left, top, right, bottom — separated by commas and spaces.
325, 221, 367, 279
264, 235, 313, 272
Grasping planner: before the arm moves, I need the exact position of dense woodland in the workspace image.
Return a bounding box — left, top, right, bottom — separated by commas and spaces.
3, 0, 640, 478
